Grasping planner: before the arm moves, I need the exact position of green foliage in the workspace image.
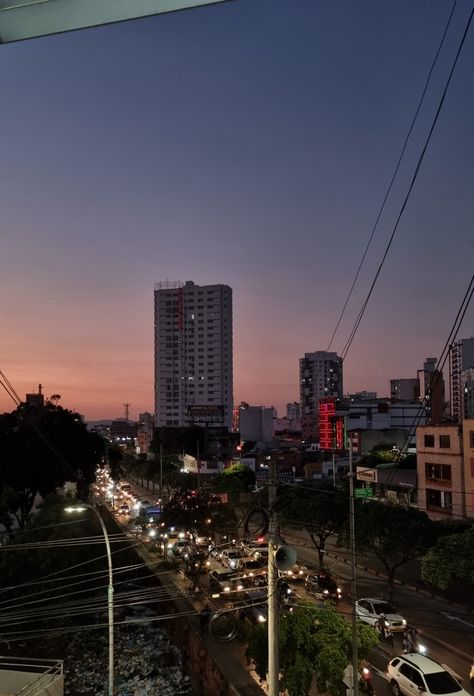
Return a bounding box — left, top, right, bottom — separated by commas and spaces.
352, 502, 434, 593
421, 527, 474, 589
245, 603, 378, 696
214, 463, 256, 494
106, 446, 124, 481
0, 403, 105, 527
276, 486, 347, 567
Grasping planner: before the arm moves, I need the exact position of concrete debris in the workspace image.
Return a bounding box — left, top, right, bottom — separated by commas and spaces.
64, 608, 191, 696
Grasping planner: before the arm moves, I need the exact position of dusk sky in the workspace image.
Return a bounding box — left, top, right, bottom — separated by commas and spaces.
1, 0, 473, 421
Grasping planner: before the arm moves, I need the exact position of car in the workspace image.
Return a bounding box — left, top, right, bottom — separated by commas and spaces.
118, 504, 130, 515
239, 590, 268, 624
238, 557, 263, 573
220, 549, 244, 570
170, 539, 192, 557
305, 571, 342, 600
387, 654, 469, 696
356, 598, 406, 633
280, 564, 307, 582
208, 569, 244, 595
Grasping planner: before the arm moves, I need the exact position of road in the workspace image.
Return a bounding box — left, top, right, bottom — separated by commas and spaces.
107, 478, 474, 695
284, 530, 474, 695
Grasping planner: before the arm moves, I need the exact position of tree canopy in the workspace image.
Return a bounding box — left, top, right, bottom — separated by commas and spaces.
245, 603, 378, 696
351, 502, 434, 598
214, 463, 256, 494
0, 403, 104, 528
422, 526, 474, 590
276, 485, 347, 568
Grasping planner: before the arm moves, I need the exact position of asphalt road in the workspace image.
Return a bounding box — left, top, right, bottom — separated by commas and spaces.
284, 530, 474, 695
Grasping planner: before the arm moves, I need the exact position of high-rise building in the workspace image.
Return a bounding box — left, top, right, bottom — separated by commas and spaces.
286, 402, 300, 420
450, 338, 474, 422
154, 280, 233, 429
300, 351, 343, 439
462, 368, 474, 419
417, 357, 445, 424
390, 378, 419, 401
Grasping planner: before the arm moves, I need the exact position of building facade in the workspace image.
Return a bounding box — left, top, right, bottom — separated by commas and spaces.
154, 280, 233, 429
416, 424, 464, 519
286, 402, 301, 420
300, 351, 343, 440
390, 378, 419, 401
450, 337, 474, 422
462, 419, 474, 518
239, 403, 274, 443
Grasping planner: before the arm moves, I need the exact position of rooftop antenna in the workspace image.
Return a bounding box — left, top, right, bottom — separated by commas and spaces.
123, 402, 131, 421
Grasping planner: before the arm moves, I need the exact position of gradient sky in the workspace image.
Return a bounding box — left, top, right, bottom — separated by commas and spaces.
1, 0, 473, 421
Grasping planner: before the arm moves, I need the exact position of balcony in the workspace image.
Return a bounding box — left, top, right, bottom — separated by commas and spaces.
0, 657, 63, 696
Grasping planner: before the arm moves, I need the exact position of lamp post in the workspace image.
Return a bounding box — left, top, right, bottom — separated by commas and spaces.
65, 503, 114, 696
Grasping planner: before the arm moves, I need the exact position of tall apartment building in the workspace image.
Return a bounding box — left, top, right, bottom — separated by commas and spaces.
450, 337, 474, 422
154, 280, 233, 429
300, 351, 343, 439
286, 402, 300, 420
417, 357, 445, 423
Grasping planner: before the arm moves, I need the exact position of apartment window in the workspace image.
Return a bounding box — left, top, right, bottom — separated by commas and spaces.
470, 431, 474, 448
424, 434, 435, 447
471, 458, 474, 478
427, 489, 452, 512
425, 463, 451, 482
439, 435, 451, 449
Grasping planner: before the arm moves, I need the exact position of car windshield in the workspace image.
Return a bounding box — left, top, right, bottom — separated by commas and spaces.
372, 602, 396, 614
424, 672, 463, 694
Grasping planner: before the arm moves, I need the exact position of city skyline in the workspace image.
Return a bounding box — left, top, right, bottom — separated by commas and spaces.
1, 0, 473, 421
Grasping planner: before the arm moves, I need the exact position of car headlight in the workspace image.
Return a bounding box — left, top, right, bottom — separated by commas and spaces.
337, 587, 342, 594
167, 543, 173, 548
323, 589, 329, 595
385, 620, 390, 627
148, 529, 156, 538
224, 586, 230, 592
402, 619, 407, 625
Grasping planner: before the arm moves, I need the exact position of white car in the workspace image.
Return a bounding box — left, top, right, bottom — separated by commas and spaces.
387, 655, 469, 696
220, 549, 243, 570
356, 598, 406, 633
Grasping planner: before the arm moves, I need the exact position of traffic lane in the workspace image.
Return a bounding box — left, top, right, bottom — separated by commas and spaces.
291, 542, 474, 691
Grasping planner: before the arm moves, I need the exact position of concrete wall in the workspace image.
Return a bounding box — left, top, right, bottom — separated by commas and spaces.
0, 670, 63, 696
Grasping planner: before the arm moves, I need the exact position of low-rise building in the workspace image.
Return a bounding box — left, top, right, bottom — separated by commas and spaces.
462, 419, 474, 518
416, 424, 464, 519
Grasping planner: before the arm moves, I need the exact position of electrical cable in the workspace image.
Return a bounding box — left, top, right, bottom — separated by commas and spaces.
327, 0, 458, 352
340, 5, 474, 361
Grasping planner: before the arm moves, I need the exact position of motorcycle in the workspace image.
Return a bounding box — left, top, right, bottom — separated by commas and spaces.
359, 665, 375, 695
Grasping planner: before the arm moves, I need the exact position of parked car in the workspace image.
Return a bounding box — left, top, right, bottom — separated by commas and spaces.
305, 571, 342, 600
387, 654, 468, 696
356, 598, 406, 633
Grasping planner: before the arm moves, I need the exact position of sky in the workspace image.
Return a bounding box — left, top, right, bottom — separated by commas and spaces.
0, 0, 473, 421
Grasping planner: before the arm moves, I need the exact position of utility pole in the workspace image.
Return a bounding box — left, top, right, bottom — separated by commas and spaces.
349, 443, 359, 696
159, 444, 163, 502
268, 460, 279, 696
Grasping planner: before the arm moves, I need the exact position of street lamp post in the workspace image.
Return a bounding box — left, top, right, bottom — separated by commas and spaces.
65, 503, 114, 696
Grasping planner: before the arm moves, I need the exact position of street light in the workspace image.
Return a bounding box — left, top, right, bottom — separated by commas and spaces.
65, 504, 114, 696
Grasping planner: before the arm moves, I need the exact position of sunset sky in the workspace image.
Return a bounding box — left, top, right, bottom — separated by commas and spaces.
1, 0, 473, 421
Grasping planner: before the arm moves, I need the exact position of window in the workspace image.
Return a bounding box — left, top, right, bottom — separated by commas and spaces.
471, 458, 474, 479
410, 670, 424, 689
427, 489, 452, 511
399, 664, 413, 680
424, 434, 435, 447
425, 463, 451, 482
439, 435, 451, 449
470, 431, 474, 448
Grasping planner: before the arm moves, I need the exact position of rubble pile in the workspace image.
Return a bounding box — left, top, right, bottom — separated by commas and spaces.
64, 607, 191, 696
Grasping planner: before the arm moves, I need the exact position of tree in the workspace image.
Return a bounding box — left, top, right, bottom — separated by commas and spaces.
106, 446, 124, 481
214, 463, 256, 495
421, 526, 474, 590
0, 403, 105, 527
245, 603, 378, 696
352, 502, 434, 600
276, 485, 347, 568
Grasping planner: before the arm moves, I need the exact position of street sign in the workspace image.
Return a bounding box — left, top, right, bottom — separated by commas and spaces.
354, 487, 372, 499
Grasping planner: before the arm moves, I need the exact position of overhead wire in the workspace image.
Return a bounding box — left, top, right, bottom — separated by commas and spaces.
340, 4, 474, 361
327, 0, 458, 352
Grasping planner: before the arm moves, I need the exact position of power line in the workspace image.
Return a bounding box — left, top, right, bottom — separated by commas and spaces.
340, 5, 474, 361
327, 0, 458, 351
